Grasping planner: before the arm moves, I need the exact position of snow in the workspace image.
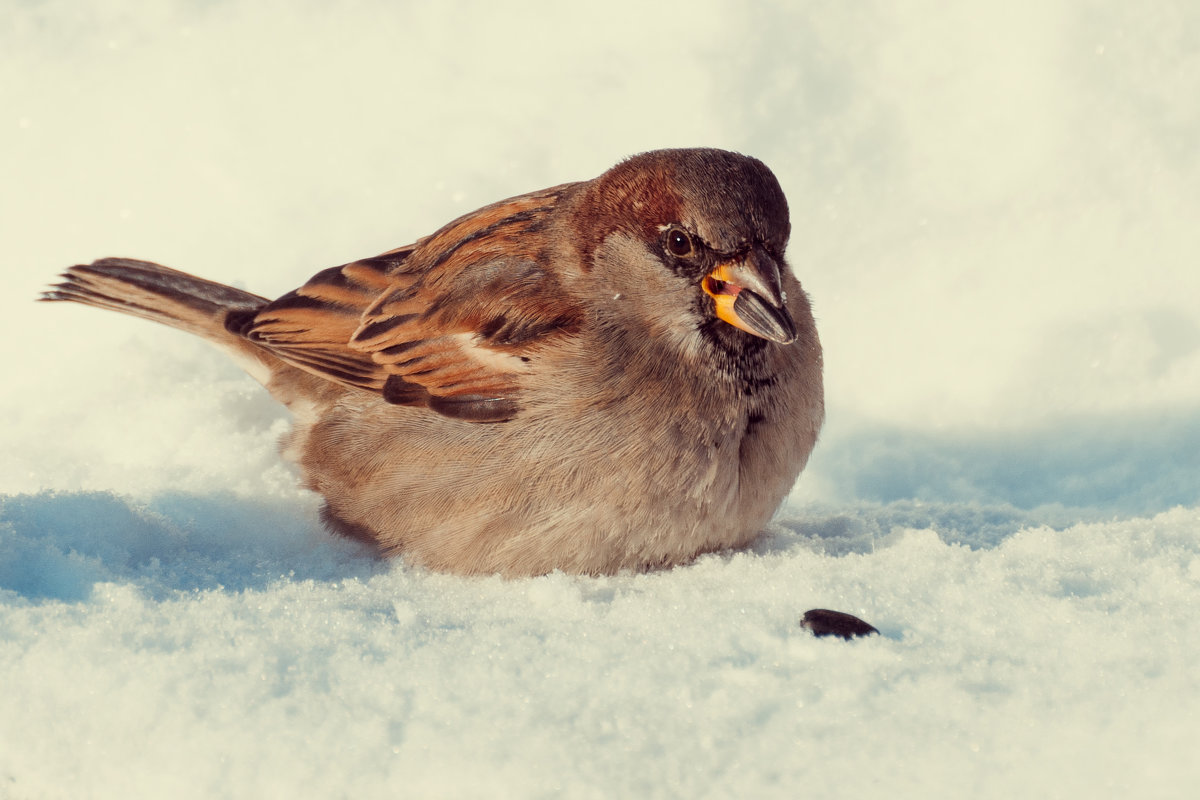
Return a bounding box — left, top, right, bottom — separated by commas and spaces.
2, 1, 1199, 797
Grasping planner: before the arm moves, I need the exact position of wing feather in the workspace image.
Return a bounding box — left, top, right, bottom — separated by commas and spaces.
234, 186, 586, 421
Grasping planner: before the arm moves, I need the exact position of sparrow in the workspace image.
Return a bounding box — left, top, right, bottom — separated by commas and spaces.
42, 148, 824, 577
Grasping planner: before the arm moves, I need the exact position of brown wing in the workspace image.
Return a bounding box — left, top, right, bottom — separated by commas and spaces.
229, 246, 413, 392
236, 185, 586, 422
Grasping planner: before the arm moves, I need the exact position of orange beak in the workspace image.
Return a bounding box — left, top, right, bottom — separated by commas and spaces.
701, 251, 797, 344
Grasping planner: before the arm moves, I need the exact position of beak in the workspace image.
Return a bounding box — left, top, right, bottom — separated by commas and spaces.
701, 250, 797, 344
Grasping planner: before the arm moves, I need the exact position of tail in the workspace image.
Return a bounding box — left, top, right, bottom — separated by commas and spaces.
41, 258, 312, 399
42, 257, 267, 338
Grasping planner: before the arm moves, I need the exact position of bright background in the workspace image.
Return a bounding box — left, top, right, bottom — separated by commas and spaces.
2, 2, 1198, 797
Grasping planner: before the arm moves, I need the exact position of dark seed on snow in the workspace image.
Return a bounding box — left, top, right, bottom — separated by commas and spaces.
800, 609, 880, 640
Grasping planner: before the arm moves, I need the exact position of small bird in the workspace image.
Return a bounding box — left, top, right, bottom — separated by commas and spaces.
43, 148, 824, 576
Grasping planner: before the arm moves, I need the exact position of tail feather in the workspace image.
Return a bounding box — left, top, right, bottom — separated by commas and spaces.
41, 258, 268, 339
40, 257, 338, 405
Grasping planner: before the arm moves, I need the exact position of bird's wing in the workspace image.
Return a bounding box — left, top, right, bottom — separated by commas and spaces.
237, 185, 585, 422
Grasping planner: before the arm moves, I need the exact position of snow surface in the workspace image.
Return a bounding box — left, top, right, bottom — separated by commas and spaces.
3, 1, 1199, 797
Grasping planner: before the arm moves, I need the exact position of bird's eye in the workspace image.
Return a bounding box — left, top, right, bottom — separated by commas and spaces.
666, 227, 694, 258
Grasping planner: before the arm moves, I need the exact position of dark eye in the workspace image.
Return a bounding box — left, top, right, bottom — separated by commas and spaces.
666, 227, 694, 258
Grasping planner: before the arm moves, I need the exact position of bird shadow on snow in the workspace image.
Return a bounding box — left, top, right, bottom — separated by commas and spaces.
0, 490, 382, 603
766, 408, 1200, 556
2, 410, 1197, 602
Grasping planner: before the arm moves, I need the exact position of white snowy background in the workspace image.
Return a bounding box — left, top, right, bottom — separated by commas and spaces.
3, 1, 1199, 797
